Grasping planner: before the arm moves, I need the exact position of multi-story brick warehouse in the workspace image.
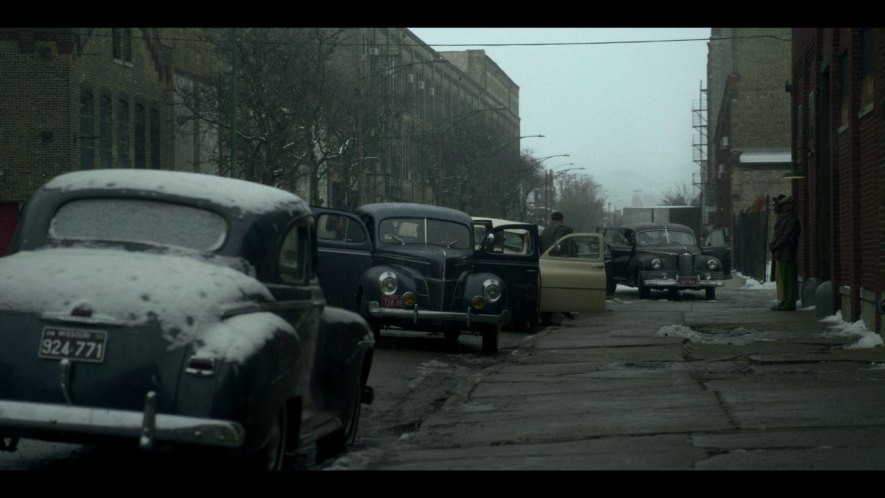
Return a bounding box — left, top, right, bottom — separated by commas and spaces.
790, 28, 885, 335
0, 28, 176, 254
0, 28, 519, 254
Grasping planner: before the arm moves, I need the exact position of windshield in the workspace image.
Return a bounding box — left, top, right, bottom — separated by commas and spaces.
636, 228, 696, 246
378, 217, 471, 249
49, 199, 228, 251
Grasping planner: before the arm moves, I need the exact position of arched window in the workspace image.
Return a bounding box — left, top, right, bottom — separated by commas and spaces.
134, 103, 145, 168
99, 95, 112, 168
149, 107, 160, 169
118, 98, 130, 168
79, 89, 94, 169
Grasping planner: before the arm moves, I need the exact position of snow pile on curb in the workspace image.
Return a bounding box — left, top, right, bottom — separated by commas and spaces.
820, 311, 883, 349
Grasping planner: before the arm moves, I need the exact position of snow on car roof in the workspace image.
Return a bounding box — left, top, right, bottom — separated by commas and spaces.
44, 169, 307, 216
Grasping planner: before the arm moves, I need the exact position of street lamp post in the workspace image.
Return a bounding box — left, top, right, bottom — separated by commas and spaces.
534, 155, 570, 218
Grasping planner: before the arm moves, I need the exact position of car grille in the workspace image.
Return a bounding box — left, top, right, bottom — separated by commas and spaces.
416, 277, 464, 310
678, 252, 693, 274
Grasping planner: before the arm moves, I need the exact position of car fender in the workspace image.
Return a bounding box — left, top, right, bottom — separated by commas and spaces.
358, 264, 419, 303
463, 271, 508, 313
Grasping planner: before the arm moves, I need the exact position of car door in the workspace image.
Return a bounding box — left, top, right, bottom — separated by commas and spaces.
539, 232, 606, 313
312, 207, 373, 311
474, 222, 540, 329
602, 228, 634, 284
702, 227, 732, 276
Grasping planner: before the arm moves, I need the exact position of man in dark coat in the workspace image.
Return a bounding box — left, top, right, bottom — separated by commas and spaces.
539, 211, 574, 325
540, 211, 573, 253
769, 196, 801, 310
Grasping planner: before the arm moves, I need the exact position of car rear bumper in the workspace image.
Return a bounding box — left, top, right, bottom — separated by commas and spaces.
0, 393, 244, 450
367, 301, 511, 327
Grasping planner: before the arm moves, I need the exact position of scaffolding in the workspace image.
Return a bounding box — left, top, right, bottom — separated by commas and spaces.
692, 81, 710, 227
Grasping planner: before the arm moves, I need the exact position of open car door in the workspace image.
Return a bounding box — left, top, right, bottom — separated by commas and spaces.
474, 221, 540, 331
313, 207, 373, 311
539, 232, 606, 313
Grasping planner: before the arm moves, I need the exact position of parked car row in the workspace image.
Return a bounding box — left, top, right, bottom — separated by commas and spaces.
0, 170, 730, 469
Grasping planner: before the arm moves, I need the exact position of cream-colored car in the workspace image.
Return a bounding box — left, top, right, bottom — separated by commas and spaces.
473, 218, 607, 327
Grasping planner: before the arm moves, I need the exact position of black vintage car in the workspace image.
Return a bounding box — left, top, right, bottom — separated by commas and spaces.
600, 223, 728, 300
0, 170, 374, 469
313, 203, 512, 354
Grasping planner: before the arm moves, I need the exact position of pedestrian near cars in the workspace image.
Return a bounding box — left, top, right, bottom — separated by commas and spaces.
540, 211, 575, 325
769, 196, 800, 311
540, 211, 573, 253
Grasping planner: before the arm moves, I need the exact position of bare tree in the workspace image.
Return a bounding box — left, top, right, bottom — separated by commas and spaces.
660, 182, 699, 206
174, 28, 360, 204
556, 174, 607, 232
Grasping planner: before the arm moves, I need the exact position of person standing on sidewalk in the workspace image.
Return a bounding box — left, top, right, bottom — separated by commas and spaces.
769, 196, 801, 311
770, 195, 786, 303
540, 211, 573, 253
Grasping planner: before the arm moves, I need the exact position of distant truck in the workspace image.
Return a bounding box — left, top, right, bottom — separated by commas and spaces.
621, 206, 702, 236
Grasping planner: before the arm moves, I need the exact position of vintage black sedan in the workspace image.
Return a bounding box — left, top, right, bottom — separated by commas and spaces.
0, 169, 374, 469
313, 203, 511, 354
600, 222, 728, 300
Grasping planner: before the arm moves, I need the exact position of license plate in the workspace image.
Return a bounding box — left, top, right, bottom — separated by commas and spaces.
39, 327, 107, 363
381, 295, 403, 308
679, 277, 698, 286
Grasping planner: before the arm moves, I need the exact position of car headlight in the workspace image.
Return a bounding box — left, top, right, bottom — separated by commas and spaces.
379, 271, 398, 295
482, 278, 503, 303
706, 259, 720, 271
650, 258, 663, 270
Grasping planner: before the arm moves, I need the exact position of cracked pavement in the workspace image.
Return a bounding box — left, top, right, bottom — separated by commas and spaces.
331, 278, 885, 470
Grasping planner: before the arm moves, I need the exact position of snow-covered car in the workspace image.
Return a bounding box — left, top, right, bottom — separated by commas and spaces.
313, 204, 512, 354
0, 170, 374, 469
473, 217, 607, 331
600, 222, 727, 300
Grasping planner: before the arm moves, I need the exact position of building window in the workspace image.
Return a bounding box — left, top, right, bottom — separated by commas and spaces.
118, 99, 130, 167
149, 107, 160, 169
112, 28, 132, 63
79, 90, 94, 169
839, 51, 849, 128
134, 103, 145, 168
99, 96, 112, 168
860, 28, 874, 111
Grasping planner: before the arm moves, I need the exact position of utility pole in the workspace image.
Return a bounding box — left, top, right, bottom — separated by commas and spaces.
229, 28, 238, 179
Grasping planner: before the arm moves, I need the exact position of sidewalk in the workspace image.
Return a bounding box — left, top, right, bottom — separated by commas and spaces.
346, 276, 885, 470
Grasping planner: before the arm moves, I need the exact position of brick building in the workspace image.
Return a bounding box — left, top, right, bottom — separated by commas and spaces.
706, 28, 794, 242
0, 28, 175, 254
790, 28, 885, 335
0, 28, 520, 254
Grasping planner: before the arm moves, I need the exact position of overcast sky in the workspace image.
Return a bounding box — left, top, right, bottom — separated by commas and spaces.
409, 28, 711, 211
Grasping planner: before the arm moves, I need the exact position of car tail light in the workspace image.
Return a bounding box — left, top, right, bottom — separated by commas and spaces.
186, 356, 216, 377
71, 304, 93, 318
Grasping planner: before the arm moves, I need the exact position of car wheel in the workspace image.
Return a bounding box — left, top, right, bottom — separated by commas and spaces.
706, 287, 716, 300
316, 375, 363, 463
481, 329, 499, 355
359, 293, 381, 340
240, 404, 289, 470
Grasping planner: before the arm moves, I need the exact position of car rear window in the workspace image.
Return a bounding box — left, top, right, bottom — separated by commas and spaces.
49, 198, 228, 251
